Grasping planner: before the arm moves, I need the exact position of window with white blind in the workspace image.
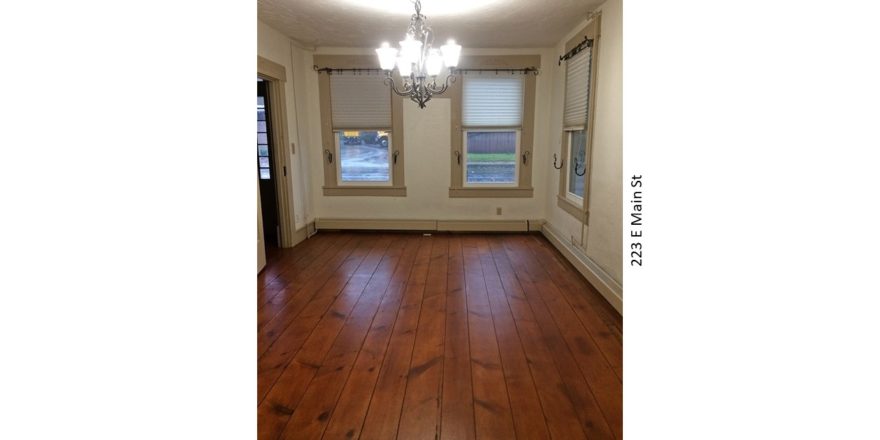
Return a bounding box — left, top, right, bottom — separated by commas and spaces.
315, 55, 405, 196
329, 74, 393, 185
462, 76, 524, 186
564, 47, 592, 203
557, 19, 599, 222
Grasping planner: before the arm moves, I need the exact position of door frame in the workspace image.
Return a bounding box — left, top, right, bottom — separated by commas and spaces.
257, 56, 297, 247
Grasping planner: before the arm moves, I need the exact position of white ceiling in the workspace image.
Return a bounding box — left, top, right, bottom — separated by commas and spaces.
258, 0, 603, 48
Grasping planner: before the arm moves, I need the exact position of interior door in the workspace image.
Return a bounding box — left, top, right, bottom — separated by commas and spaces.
258, 182, 267, 273
257, 80, 280, 248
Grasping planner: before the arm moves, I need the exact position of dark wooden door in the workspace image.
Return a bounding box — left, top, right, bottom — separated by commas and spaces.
257, 80, 279, 248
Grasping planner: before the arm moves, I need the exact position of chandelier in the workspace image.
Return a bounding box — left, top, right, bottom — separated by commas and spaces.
375, 0, 462, 108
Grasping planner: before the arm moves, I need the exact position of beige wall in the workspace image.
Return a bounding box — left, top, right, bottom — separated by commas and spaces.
543, 0, 623, 289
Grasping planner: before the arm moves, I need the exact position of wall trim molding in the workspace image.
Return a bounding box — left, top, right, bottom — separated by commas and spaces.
541, 222, 622, 313
316, 218, 436, 230
322, 186, 407, 197
257, 56, 286, 82
448, 187, 534, 198
257, 59, 297, 248
314, 218, 545, 232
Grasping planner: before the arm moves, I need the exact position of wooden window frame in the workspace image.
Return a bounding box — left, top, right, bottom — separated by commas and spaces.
557, 16, 601, 224
449, 55, 539, 198
315, 55, 406, 197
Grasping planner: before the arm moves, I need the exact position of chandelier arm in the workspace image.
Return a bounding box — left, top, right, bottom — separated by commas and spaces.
384, 76, 414, 97
424, 73, 457, 94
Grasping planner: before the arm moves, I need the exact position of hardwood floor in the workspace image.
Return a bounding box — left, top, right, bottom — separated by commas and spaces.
257, 232, 623, 440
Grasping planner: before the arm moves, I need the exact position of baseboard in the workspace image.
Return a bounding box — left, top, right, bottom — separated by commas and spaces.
527, 219, 546, 232
314, 218, 545, 233
541, 222, 623, 313
315, 218, 437, 230
437, 220, 528, 232
287, 221, 315, 247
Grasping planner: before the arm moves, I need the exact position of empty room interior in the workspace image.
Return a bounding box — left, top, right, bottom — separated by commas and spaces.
257, 0, 622, 438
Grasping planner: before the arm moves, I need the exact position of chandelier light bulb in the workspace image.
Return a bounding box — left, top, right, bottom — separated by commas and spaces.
397, 57, 413, 77
441, 39, 462, 68
426, 49, 443, 76
375, 42, 398, 71
399, 36, 423, 66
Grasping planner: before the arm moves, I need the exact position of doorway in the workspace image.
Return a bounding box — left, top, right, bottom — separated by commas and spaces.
257, 79, 280, 249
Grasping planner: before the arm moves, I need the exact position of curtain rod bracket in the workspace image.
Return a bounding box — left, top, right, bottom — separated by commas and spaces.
558, 37, 594, 65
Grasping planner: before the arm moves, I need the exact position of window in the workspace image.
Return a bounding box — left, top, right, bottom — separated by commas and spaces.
316, 55, 406, 196
330, 74, 392, 185
464, 130, 519, 184
462, 76, 523, 186
566, 129, 587, 202
449, 55, 538, 198
257, 85, 271, 180
335, 130, 391, 183
557, 18, 599, 222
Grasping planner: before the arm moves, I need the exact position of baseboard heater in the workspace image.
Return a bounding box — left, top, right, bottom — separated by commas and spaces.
314, 218, 545, 232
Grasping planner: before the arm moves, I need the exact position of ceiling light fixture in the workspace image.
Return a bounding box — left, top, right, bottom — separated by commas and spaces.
375, 0, 461, 109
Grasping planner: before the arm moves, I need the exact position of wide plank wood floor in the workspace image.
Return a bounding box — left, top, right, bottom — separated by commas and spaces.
257, 232, 622, 440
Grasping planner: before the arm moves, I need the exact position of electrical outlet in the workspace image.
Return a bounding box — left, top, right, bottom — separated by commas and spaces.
496, 207, 502, 215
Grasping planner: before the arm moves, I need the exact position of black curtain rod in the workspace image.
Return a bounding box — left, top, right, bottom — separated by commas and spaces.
313, 66, 384, 74
558, 36, 593, 65
454, 67, 539, 75
313, 66, 540, 75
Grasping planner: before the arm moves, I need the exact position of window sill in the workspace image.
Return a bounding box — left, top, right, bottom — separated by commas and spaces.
323, 186, 406, 197
557, 195, 587, 223
449, 187, 534, 198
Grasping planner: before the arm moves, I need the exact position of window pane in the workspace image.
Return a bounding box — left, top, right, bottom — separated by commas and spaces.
259, 157, 270, 168
258, 144, 269, 157
337, 130, 390, 182
258, 132, 268, 145
259, 168, 271, 180
465, 131, 516, 184
257, 108, 266, 121
568, 130, 587, 197
257, 120, 267, 132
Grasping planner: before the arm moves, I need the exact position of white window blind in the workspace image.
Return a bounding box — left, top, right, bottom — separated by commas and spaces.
330, 74, 391, 129
563, 48, 592, 128
462, 76, 523, 127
